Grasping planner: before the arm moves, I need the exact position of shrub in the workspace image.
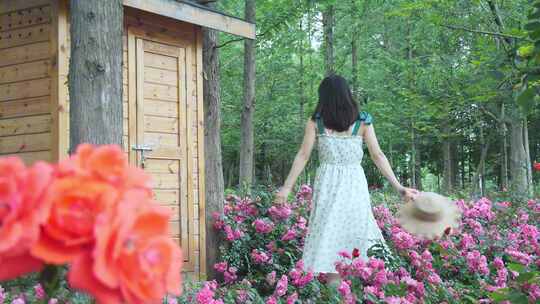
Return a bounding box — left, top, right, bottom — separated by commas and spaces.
182, 186, 539, 304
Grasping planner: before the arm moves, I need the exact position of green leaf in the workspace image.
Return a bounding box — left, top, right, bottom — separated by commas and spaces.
507, 263, 525, 273
518, 44, 535, 58
517, 271, 538, 283
529, 8, 540, 19
529, 29, 540, 40
516, 86, 537, 113
507, 291, 529, 304
462, 294, 479, 303
384, 283, 407, 297
526, 20, 540, 31
489, 289, 509, 302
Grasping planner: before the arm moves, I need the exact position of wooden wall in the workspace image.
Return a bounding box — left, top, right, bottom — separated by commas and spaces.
0, 0, 54, 164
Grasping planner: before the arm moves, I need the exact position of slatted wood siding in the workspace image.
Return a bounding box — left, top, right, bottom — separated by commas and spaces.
0, 0, 53, 164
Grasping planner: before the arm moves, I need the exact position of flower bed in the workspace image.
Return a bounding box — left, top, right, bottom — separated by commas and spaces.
178, 186, 540, 304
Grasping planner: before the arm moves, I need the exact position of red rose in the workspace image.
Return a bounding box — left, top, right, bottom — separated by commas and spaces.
533, 162, 540, 172
444, 227, 452, 236
352, 248, 360, 258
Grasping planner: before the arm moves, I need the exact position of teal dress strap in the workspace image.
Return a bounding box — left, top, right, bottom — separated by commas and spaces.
351, 111, 373, 136
360, 111, 373, 125
315, 113, 325, 135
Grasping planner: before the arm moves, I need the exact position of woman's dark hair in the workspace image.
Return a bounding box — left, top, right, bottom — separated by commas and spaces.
311, 74, 359, 132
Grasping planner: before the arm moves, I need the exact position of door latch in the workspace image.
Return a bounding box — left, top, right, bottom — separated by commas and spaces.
132, 145, 153, 168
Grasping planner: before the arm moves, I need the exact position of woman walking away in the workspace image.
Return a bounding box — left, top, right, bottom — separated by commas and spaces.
274, 75, 418, 285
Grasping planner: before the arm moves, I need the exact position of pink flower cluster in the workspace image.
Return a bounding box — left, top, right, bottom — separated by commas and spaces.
268, 204, 293, 221
253, 218, 274, 234
251, 249, 271, 264
195, 281, 223, 304
213, 262, 238, 284
0, 284, 59, 304
288, 260, 314, 288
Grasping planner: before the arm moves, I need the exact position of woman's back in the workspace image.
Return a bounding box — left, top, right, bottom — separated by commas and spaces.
315, 111, 372, 166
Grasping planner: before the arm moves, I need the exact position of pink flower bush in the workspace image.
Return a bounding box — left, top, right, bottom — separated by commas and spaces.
185, 187, 539, 304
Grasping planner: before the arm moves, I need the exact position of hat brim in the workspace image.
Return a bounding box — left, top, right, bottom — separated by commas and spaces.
397, 201, 461, 240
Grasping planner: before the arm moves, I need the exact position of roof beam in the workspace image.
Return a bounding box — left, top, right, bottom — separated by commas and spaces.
123, 0, 255, 39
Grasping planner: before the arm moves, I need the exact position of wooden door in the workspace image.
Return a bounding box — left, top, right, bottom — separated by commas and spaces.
130, 36, 195, 271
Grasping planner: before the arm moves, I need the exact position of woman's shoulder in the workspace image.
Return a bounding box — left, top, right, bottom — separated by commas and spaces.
358, 111, 373, 125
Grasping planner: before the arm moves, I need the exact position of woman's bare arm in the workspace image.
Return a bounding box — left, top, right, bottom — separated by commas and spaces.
362, 123, 418, 200
275, 119, 317, 203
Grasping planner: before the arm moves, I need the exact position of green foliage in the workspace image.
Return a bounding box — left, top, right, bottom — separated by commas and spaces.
215, 0, 540, 195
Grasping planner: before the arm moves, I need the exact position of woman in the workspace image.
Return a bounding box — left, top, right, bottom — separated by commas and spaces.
275, 75, 418, 284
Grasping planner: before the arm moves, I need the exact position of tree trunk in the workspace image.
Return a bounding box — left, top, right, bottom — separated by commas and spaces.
471, 121, 487, 197
460, 144, 465, 189
442, 124, 454, 194
322, 4, 335, 76
239, 0, 256, 186
451, 140, 459, 188
227, 163, 235, 189
411, 125, 422, 190
298, 20, 306, 184
500, 103, 509, 190
351, 35, 359, 101
523, 119, 533, 195
415, 141, 422, 191
509, 118, 529, 196
472, 145, 489, 198
69, 0, 123, 149
199, 1, 225, 279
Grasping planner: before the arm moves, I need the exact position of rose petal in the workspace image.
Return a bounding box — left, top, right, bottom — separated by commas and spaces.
0, 253, 43, 281
68, 253, 122, 304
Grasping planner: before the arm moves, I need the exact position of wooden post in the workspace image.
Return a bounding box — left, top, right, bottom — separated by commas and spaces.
69, 0, 123, 149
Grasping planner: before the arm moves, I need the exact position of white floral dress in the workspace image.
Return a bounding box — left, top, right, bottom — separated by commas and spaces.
302, 112, 386, 274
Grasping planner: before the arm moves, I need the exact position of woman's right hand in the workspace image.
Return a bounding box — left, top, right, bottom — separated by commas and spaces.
398, 186, 419, 202
274, 187, 290, 204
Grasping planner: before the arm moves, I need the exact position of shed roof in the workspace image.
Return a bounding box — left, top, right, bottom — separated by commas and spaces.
123, 0, 255, 39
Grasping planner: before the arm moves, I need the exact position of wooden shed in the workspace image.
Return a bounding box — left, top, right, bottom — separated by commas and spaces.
0, 0, 255, 280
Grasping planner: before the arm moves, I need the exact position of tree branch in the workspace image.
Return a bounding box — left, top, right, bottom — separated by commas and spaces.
215, 37, 244, 49
195, 0, 218, 4
440, 24, 526, 40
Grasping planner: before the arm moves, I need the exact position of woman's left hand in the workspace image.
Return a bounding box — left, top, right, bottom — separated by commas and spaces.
399, 186, 420, 202
274, 188, 291, 205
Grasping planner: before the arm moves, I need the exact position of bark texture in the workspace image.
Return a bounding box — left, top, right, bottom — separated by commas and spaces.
239, 0, 256, 186
351, 37, 359, 101
523, 120, 533, 195
198, 0, 225, 280
500, 103, 509, 190
509, 118, 529, 196
322, 5, 335, 76
442, 124, 455, 194
69, 0, 123, 149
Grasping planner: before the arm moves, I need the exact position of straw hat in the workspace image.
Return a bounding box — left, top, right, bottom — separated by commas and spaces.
397, 192, 461, 240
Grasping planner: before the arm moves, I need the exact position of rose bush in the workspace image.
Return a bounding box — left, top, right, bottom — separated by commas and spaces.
0, 145, 183, 304
178, 186, 539, 304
